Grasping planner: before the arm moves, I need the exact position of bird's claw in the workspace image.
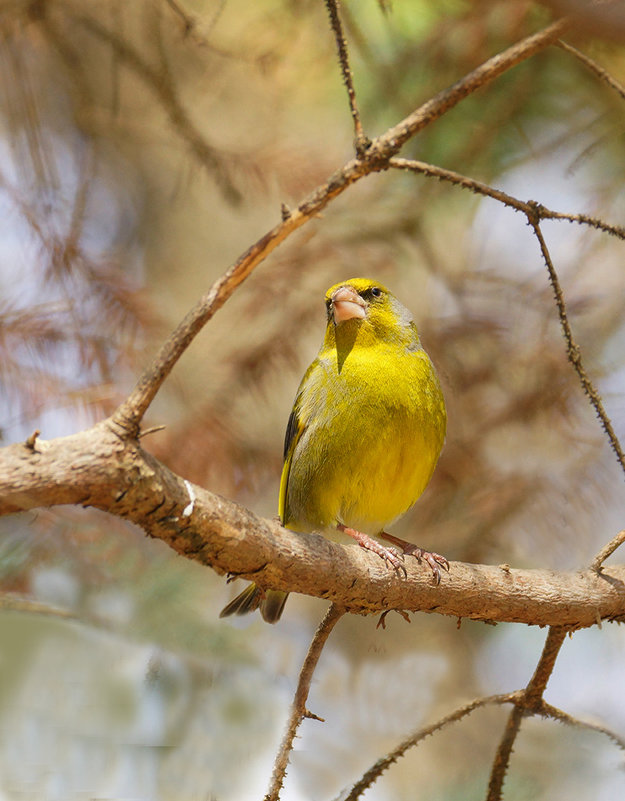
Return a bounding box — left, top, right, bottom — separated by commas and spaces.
337, 524, 407, 576
383, 546, 407, 577
379, 531, 449, 584
409, 548, 449, 585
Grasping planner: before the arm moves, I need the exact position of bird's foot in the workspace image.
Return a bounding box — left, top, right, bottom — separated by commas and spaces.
379, 531, 449, 584
337, 524, 407, 576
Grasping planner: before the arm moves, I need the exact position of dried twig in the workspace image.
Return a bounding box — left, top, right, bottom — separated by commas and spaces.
390, 153, 625, 560
373, 18, 569, 160
541, 700, 625, 751
527, 214, 625, 477
486, 627, 568, 801
111, 17, 570, 435
264, 604, 345, 801
486, 705, 524, 801
388, 157, 625, 240
340, 692, 519, 801
557, 40, 625, 101
591, 530, 625, 572
0, 594, 77, 619
524, 626, 568, 702
324, 0, 368, 154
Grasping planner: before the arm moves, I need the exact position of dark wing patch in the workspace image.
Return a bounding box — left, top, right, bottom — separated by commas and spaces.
283, 408, 300, 461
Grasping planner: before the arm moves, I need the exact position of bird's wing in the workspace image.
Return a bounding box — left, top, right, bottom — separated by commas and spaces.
278, 401, 305, 525
279, 358, 321, 525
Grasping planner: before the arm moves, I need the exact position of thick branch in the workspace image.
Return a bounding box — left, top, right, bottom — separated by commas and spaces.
1, 422, 624, 628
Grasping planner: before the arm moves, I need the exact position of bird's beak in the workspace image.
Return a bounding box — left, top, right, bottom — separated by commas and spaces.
331, 286, 366, 324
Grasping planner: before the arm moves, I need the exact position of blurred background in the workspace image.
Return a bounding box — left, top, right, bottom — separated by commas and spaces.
1, 0, 625, 799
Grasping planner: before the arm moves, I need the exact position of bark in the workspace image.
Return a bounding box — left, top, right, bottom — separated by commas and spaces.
1, 419, 623, 628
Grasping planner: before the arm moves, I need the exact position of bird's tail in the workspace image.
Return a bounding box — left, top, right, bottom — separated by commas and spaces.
219, 583, 288, 624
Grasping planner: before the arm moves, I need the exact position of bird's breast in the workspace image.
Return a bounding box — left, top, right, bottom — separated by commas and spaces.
283, 344, 446, 536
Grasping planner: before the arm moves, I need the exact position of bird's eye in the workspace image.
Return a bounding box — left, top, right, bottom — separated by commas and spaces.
370, 287, 382, 298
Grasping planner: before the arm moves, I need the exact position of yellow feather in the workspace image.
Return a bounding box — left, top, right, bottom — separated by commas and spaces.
281, 278, 445, 536
222, 277, 446, 623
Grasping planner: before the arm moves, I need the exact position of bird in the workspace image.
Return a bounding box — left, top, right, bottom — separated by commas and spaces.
220, 277, 447, 623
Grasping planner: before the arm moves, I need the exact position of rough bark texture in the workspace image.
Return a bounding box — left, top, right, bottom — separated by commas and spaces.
1, 420, 623, 628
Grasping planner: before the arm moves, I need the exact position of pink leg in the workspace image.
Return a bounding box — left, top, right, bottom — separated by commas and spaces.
379, 531, 449, 585
337, 524, 406, 575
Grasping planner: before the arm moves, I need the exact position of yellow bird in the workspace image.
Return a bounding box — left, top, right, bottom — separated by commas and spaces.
220, 277, 447, 623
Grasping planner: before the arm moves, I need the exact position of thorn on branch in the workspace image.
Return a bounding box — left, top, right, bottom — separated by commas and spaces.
280, 202, 291, 221
527, 215, 625, 478
557, 40, 625, 103
25, 429, 41, 450
139, 425, 166, 438
323, 0, 367, 155
264, 604, 343, 801
591, 530, 625, 572
304, 709, 325, 722
377, 609, 411, 629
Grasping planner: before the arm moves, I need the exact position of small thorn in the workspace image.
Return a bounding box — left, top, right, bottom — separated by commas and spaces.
139, 424, 166, 438
25, 429, 40, 450
280, 202, 292, 221
377, 609, 411, 629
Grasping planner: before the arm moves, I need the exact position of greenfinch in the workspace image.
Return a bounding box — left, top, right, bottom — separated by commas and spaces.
220, 278, 447, 623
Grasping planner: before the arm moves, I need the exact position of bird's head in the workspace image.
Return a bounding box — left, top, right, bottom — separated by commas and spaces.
323, 278, 420, 351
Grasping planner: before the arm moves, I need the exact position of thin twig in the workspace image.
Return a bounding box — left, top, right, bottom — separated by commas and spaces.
540, 700, 625, 751
533, 204, 625, 240
324, 0, 368, 154
486, 705, 524, 801
340, 692, 519, 801
557, 40, 625, 101
526, 213, 625, 477
264, 604, 345, 801
388, 158, 625, 239
591, 530, 625, 572
111, 17, 569, 434
374, 18, 569, 160
0, 594, 77, 619
486, 627, 568, 801
524, 626, 568, 703
391, 154, 625, 554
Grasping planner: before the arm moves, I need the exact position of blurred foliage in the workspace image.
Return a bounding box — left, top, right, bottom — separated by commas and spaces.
1, 0, 625, 799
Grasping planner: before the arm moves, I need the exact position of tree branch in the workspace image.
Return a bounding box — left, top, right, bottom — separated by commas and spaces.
527, 215, 625, 477
557, 39, 625, 101
540, 700, 625, 752
487, 627, 568, 800
324, 0, 368, 154
340, 692, 519, 801
2, 422, 625, 628
388, 157, 625, 240
592, 530, 625, 572
110, 16, 570, 434
264, 604, 345, 801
